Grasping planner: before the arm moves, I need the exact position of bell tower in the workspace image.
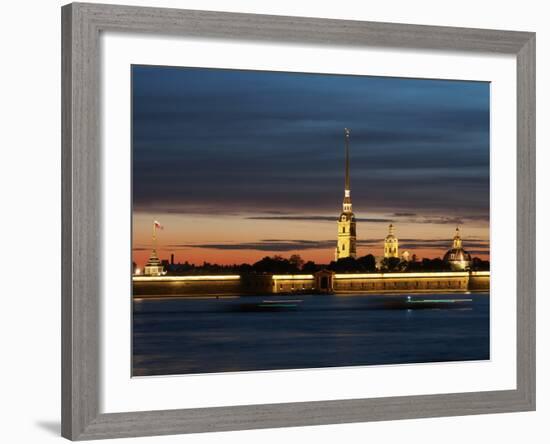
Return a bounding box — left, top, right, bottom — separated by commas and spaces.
335, 128, 357, 260
384, 224, 399, 258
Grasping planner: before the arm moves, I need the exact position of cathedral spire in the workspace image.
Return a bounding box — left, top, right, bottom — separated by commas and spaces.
336, 128, 357, 260
343, 128, 352, 213
345, 127, 350, 192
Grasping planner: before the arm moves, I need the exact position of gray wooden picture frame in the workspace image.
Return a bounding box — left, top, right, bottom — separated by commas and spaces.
61, 2, 536, 440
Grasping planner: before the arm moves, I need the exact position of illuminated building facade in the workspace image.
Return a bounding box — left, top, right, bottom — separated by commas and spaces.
143, 248, 165, 276
443, 227, 472, 271
133, 271, 490, 296
335, 128, 357, 260
384, 224, 399, 258
143, 221, 166, 276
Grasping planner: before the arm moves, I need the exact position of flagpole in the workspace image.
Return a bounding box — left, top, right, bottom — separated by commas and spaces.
152, 220, 156, 250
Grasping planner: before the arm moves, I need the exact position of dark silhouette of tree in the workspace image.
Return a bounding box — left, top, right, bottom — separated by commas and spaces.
471, 257, 490, 271
380, 257, 401, 272
397, 259, 410, 271
420, 258, 451, 271
159, 253, 486, 275
302, 260, 319, 273
406, 259, 423, 272
328, 257, 359, 272
328, 256, 377, 273
252, 256, 299, 274
237, 263, 254, 274
357, 254, 377, 272
288, 254, 304, 270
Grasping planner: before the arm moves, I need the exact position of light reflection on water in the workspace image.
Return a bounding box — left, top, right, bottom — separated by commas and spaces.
132, 293, 489, 377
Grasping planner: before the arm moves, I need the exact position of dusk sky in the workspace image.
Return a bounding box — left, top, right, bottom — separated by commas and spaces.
132, 65, 490, 267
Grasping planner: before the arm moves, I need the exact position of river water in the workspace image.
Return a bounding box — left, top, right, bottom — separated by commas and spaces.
132, 292, 489, 376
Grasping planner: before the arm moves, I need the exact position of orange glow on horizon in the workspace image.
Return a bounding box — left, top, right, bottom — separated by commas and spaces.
132, 212, 490, 268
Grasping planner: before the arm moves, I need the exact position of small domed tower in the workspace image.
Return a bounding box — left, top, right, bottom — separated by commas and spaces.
384, 224, 399, 258
443, 227, 472, 271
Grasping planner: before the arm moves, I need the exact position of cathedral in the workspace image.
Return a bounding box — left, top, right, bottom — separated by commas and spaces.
443, 227, 472, 271
333, 130, 471, 268
335, 128, 357, 260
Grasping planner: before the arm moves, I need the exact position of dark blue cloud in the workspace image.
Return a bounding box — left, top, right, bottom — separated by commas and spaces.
132, 65, 489, 217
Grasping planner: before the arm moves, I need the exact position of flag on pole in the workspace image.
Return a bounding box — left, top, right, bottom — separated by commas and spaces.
153, 220, 164, 230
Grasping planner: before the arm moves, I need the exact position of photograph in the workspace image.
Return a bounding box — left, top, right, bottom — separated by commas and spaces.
131, 65, 491, 377
1, 0, 540, 442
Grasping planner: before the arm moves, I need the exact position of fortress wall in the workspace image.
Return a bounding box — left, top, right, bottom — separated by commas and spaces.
133, 276, 243, 297
133, 275, 276, 297
240, 274, 275, 294
133, 271, 490, 297
333, 275, 469, 293
468, 273, 490, 291
332, 272, 489, 293
272, 276, 315, 294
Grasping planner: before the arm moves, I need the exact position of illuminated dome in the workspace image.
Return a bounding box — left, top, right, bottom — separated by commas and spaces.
443, 227, 472, 271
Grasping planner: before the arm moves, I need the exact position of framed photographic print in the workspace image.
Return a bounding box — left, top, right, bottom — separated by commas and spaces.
61, 2, 535, 440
